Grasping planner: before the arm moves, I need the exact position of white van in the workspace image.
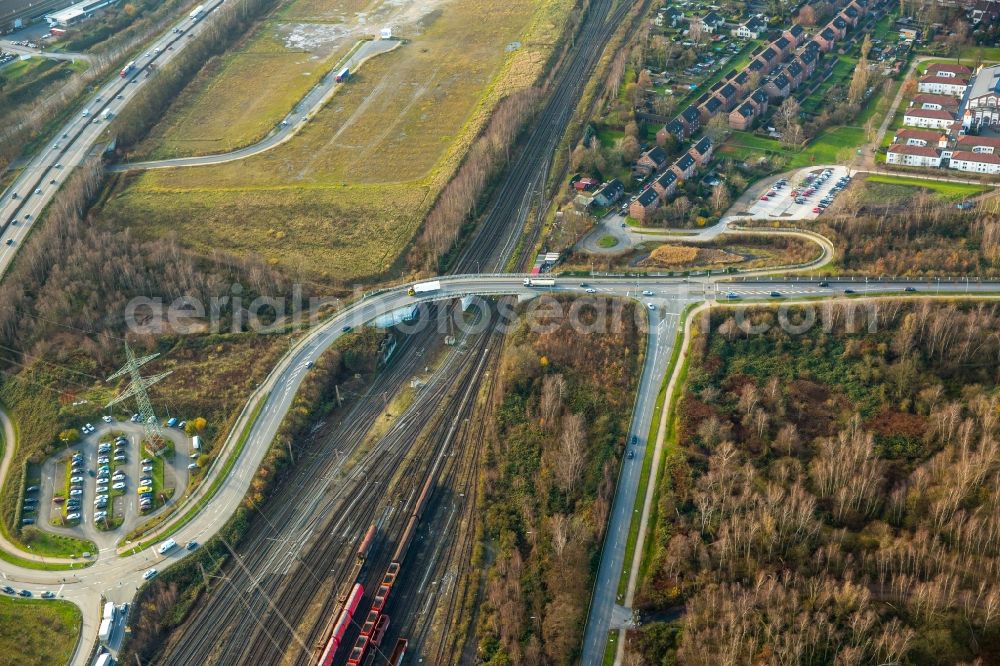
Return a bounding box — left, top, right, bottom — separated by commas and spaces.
157, 539, 177, 555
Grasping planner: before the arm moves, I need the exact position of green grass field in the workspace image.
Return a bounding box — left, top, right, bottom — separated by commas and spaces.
721, 126, 866, 168
0, 595, 81, 665
863, 174, 989, 201
103, 0, 573, 281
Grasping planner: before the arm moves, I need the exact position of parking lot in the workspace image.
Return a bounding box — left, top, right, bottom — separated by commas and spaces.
743, 166, 851, 220
34, 419, 193, 547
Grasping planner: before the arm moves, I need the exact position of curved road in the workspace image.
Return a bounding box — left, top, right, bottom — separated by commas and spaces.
0, 272, 998, 664
108, 39, 401, 172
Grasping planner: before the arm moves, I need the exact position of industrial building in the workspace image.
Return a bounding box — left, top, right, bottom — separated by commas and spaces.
44, 0, 117, 27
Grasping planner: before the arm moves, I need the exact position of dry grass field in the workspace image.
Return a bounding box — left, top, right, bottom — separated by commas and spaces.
131, 27, 354, 159
105, 0, 574, 282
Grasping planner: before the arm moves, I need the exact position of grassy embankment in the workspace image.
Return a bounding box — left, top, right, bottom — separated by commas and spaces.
0, 595, 82, 666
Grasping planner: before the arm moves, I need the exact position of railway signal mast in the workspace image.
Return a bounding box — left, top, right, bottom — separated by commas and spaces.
105, 342, 172, 452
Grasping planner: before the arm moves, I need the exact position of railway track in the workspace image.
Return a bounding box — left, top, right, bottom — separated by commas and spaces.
153, 0, 630, 662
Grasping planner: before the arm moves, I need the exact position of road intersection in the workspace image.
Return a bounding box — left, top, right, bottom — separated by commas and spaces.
0, 272, 997, 664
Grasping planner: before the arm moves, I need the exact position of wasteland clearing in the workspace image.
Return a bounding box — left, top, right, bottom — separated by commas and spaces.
104, 0, 573, 282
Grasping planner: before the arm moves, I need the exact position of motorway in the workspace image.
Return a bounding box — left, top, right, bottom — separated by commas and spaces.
0, 273, 998, 663
0, 0, 227, 279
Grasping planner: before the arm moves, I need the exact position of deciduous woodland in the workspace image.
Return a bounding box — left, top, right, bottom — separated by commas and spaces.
476, 297, 642, 664
631, 301, 1000, 664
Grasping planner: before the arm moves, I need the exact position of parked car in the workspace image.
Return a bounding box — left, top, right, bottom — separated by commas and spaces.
143, 569, 158, 580
41, 591, 56, 599
66, 512, 80, 521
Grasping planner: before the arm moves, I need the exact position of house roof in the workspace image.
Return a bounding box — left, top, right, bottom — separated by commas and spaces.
820, 27, 836, 41
682, 105, 700, 123
919, 74, 969, 87
749, 59, 765, 72
787, 60, 803, 77
751, 89, 768, 104
702, 10, 723, 25
832, 16, 847, 29
788, 23, 804, 37
667, 118, 686, 135
844, 6, 859, 18
904, 108, 956, 121
799, 50, 816, 65
887, 143, 940, 158
762, 46, 778, 61
911, 93, 960, 108
774, 36, 790, 50
735, 102, 754, 117
655, 169, 677, 188
704, 96, 723, 112
635, 187, 659, 207
734, 70, 750, 85
598, 179, 625, 198
894, 128, 945, 143
641, 146, 668, 166
693, 136, 712, 154
676, 153, 696, 170
926, 63, 972, 76
771, 73, 790, 89
950, 150, 1000, 165
956, 135, 1000, 150
720, 82, 737, 98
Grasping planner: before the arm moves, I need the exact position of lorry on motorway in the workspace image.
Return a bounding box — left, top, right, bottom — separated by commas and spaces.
95, 653, 113, 666
98, 617, 112, 643
189, 4, 204, 19
407, 280, 440, 296
82, 108, 90, 117
523, 278, 555, 287
157, 538, 178, 555
120, 61, 135, 78
102, 601, 115, 621
103, 109, 114, 120
335, 66, 350, 83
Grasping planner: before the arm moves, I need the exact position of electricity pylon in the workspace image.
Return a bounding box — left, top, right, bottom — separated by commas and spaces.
106, 343, 172, 453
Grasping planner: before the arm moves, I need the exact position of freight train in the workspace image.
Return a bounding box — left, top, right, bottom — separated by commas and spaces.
316, 583, 364, 666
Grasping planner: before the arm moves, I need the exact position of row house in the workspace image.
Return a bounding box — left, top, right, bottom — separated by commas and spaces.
910, 93, 959, 112
730, 101, 757, 130
956, 135, 1000, 154
651, 169, 678, 199
671, 152, 698, 181
773, 35, 792, 57
830, 15, 848, 39
689, 136, 714, 166
764, 69, 792, 100
948, 150, 1000, 175
917, 75, 969, 97
813, 26, 838, 52
786, 60, 805, 87
841, 5, 860, 26
926, 63, 972, 78
700, 94, 724, 121
893, 128, 948, 149
783, 23, 805, 48
636, 146, 669, 174
902, 107, 957, 130
628, 187, 660, 222
886, 144, 942, 168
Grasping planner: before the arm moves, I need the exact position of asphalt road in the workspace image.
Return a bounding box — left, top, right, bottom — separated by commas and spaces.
1, 274, 998, 665
107, 38, 401, 172
0, 0, 227, 280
